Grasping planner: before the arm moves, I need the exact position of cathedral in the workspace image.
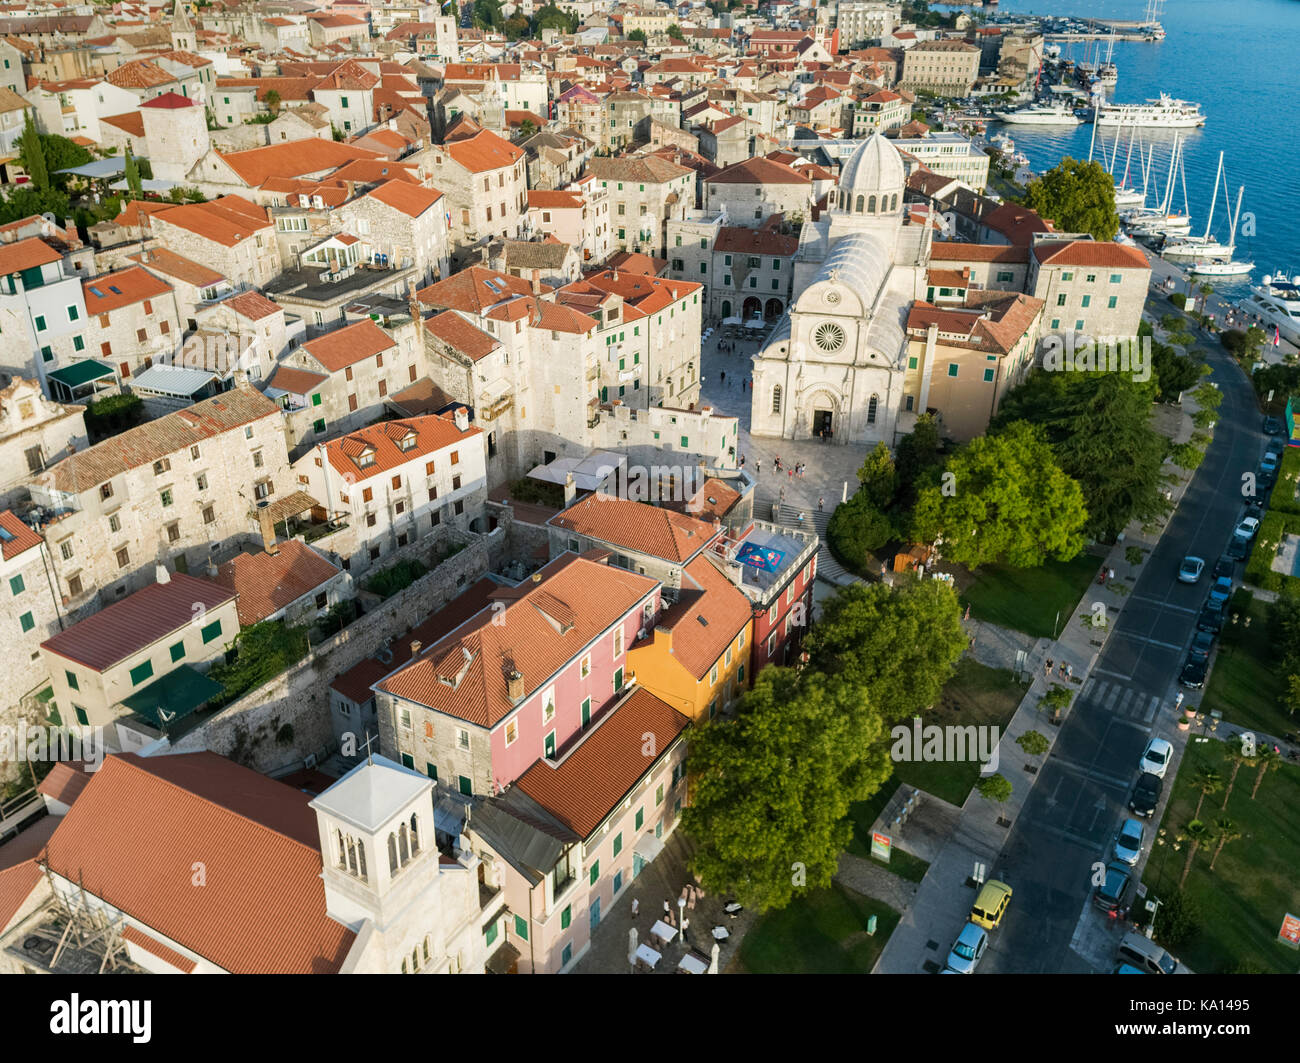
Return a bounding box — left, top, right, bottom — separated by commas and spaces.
749, 133, 932, 446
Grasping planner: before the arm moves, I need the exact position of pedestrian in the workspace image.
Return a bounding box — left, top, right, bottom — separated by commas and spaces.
631, 898, 639, 918
818, 496, 824, 511
720, 370, 726, 385
787, 467, 793, 480
797, 511, 805, 525
663, 899, 672, 925
739, 453, 746, 468
799, 463, 806, 479
756, 459, 761, 475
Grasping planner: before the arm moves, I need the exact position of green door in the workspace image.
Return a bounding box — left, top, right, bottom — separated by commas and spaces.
613, 667, 623, 693
545, 731, 556, 758
581, 697, 591, 728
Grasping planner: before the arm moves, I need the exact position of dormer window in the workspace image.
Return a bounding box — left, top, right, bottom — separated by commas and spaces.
356, 449, 376, 469
398, 432, 416, 451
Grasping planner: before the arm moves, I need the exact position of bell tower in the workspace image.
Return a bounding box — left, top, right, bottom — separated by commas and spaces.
170, 0, 195, 52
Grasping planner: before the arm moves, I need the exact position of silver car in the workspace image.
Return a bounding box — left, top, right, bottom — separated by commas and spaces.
1113, 818, 1145, 866
944, 921, 988, 974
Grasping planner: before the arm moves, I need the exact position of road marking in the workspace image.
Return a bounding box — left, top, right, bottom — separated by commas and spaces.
1037, 820, 1107, 853
1092, 667, 1133, 682
1104, 684, 1121, 711
1142, 696, 1159, 724
1116, 689, 1136, 715
1046, 755, 1134, 790
1127, 596, 1198, 614
1116, 633, 1185, 651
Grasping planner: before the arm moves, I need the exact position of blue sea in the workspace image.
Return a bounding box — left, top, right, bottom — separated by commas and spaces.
939, 0, 1300, 297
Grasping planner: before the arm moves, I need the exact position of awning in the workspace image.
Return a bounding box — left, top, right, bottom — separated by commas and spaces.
746, 319, 765, 330
485, 940, 520, 974
45, 360, 116, 402
130, 364, 218, 398
55, 158, 125, 179
108, 178, 178, 192
633, 831, 664, 864
721, 316, 742, 325
253, 490, 319, 525
120, 665, 224, 730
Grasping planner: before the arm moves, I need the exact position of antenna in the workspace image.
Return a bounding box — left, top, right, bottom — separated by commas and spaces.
361, 731, 378, 765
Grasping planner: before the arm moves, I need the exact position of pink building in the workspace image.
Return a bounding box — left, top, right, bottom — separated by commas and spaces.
467, 685, 689, 973
373, 552, 660, 797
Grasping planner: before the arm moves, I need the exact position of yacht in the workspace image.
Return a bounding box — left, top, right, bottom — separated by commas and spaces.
1096, 94, 1205, 128
1188, 259, 1254, 277
994, 101, 1082, 125
1163, 151, 1231, 259
1114, 185, 1146, 209
1239, 274, 1300, 346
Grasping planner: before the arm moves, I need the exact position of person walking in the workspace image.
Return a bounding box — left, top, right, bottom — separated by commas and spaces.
818, 496, 824, 511
739, 453, 746, 468
631, 898, 639, 918
720, 370, 726, 385
756, 459, 761, 475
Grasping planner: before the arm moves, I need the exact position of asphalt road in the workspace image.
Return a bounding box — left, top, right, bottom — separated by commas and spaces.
982, 335, 1268, 974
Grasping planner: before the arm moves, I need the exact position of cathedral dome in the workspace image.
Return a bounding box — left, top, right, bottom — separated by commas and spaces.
835, 133, 905, 216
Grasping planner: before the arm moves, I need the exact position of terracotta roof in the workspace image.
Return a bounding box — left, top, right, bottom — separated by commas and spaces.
152, 196, 271, 247
930, 241, 1029, 264
417, 266, 538, 313
588, 154, 692, 185
0, 237, 60, 276
82, 266, 171, 314
441, 128, 523, 173
363, 179, 443, 218
215, 541, 341, 627
100, 111, 145, 137
139, 90, 196, 110
377, 555, 657, 728
0, 860, 40, 934
323, 414, 480, 483
580, 269, 700, 315
654, 554, 752, 680
907, 290, 1044, 355
121, 924, 197, 972
36, 761, 90, 807
424, 309, 500, 362
128, 246, 224, 287
514, 687, 689, 838
1033, 240, 1150, 270
527, 189, 584, 210
0, 509, 42, 561
927, 267, 971, 288
105, 59, 175, 89
39, 753, 355, 974
714, 226, 799, 256
550, 496, 717, 564
222, 290, 280, 321
266, 365, 327, 395
300, 319, 396, 373
217, 140, 387, 188
41, 387, 279, 496
41, 573, 237, 671
705, 156, 810, 185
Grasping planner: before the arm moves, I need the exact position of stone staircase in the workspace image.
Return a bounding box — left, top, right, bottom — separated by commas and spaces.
770, 501, 858, 586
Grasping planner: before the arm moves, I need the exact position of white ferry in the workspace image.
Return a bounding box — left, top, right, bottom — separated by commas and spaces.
994, 102, 1082, 126
1095, 94, 1205, 128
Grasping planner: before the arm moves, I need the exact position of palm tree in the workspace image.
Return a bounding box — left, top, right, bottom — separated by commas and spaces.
1178, 820, 1211, 889
1220, 736, 1255, 808
1249, 745, 1280, 799
1191, 767, 1221, 818
1208, 816, 1241, 871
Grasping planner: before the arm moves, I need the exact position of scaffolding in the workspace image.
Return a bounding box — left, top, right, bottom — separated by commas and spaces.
6, 864, 141, 974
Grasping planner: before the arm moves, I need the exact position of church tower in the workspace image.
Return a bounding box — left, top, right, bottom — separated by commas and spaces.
170, 0, 195, 52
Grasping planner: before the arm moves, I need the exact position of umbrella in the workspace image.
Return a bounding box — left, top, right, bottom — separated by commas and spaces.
708, 942, 720, 974
746, 319, 764, 330
628, 928, 638, 970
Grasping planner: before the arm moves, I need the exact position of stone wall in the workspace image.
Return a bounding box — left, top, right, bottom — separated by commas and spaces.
168, 527, 493, 772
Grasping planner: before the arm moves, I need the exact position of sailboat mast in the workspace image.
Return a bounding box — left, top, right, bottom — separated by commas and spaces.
1201, 151, 1222, 242
1227, 185, 1244, 254
1161, 133, 1178, 214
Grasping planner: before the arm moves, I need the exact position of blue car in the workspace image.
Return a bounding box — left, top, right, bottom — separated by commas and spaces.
1207, 575, 1233, 608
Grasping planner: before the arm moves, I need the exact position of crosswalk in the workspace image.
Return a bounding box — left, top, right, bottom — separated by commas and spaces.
1077, 676, 1162, 725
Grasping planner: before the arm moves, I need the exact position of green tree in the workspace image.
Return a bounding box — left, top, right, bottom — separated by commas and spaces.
1016, 731, 1050, 756
911, 422, 1087, 569
123, 145, 142, 199
893, 413, 943, 507
826, 491, 895, 566
264, 89, 281, 116
975, 773, 1012, 803
803, 578, 967, 723
19, 114, 48, 190
1024, 156, 1121, 242
856, 441, 897, 510
1154, 888, 1200, 947
995, 370, 1168, 540
627, 28, 647, 42
1248, 745, 1281, 799
504, 13, 530, 39
667, 23, 684, 40
517, 118, 537, 140
1219, 736, 1254, 807
1207, 816, 1240, 871
1269, 594, 1300, 673
0, 184, 70, 227
683, 668, 890, 912
473, 0, 504, 29
1151, 339, 1201, 402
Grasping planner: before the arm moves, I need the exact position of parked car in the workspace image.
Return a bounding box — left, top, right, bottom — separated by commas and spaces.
969, 879, 1013, 930
1093, 860, 1133, 912
1112, 818, 1145, 866
1117, 931, 1191, 974
1234, 516, 1260, 541
1180, 655, 1208, 689
944, 921, 989, 974
1130, 772, 1163, 817
1263, 416, 1283, 436
1212, 554, 1235, 579
1226, 536, 1251, 562
1261, 451, 1280, 476
1177, 556, 1204, 583
1112, 963, 1147, 974
1207, 575, 1233, 608
1187, 628, 1215, 663
1197, 600, 1225, 633
1139, 737, 1174, 778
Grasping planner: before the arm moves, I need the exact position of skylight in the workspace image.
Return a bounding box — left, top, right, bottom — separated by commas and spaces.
89, 286, 104, 297
108, 285, 122, 294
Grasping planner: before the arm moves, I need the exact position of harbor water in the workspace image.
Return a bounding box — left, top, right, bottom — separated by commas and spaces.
946, 0, 1300, 297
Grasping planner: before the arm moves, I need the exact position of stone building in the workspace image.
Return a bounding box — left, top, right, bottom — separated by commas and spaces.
335, 180, 451, 288
899, 39, 981, 96
0, 378, 87, 508
0, 509, 62, 713
139, 91, 209, 182
704, 157, 815, 229
147, 197, 283, 290
26, 387, 292, 609
79, 265, 180, 382
428, 123, 528, 267
1028, 238, 1151, 342
586, 154, 695, 258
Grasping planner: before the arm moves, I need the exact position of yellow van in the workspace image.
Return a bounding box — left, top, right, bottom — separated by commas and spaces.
970, 880, 1012, 930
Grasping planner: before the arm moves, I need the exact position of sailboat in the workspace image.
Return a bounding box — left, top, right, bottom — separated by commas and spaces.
1188, 184, 1254, 276
1112, 124, 1146, 208
1163, 151, 1232, 259
1124, 134, 1191, 235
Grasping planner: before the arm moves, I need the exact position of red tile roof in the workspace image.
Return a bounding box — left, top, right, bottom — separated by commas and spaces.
222, 290, 280, 321
654, 554, 753, 680
714, 226, 799, 256
364, 179, 443, 218
0, 860, 40, 933
215, 541, 341, 627
41, 573, 237, 672
417, 266, 538, 313
152, 196, 271, 247
551, 496, 718, 563
1033, 240, 1150, 270
705, 156, 810, 185
217, 140, 387, 188
515, 687, 688, 837
82, 265, 172, 313
423, 310, 500, 362
0, 509, 43, 560
100, 110, 145, 137
36, 761, 90, 807
300, 319, 396, 373
0, 237, 60, 276
527, 189, 584, 210
441, 128, 523, 173
323, 414, 480, 483
140, 90, 196, 110
377, 555, 657, 727
128, 246, 224, 287
266, 365, 327, 395
121, 924, 198, 972
930, 241, 1029, 264
39, 753, 355, 973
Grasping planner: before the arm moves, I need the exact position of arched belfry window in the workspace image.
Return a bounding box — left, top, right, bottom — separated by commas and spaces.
868, 195, 876, 213
388, 832, 398, 873
772, 384, 782, 414
867, 394, 879, 425
398, 823, 410, 865
337, 830, 347, 870
891, 193, 898, 211
357, 840, 367, 880
410, 812, 420, 854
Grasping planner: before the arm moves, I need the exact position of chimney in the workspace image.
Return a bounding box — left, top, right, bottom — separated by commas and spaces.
257, 501, 279, 555
155, 563, 171, 584
531, 267, 541, 294
207, 558, 218, 578
453, 405, 469, 431
410, 640, 422, 657
563, 471, 576, 505
408, 279, 419, 322
506, 668, 524, 700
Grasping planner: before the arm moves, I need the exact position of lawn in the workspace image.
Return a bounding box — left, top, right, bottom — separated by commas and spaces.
738, 881, 901, 974
1200, 595, 1293, 739
1142, 737, 1300, 974
959, 552, 1102, 638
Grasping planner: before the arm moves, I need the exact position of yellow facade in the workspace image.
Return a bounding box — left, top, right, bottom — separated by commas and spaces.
628, 620, 751, 725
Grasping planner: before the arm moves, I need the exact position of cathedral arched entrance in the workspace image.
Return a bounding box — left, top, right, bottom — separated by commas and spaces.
801, 389, 841, 442
764, 298, 783, 320
742, 296, 762, 319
